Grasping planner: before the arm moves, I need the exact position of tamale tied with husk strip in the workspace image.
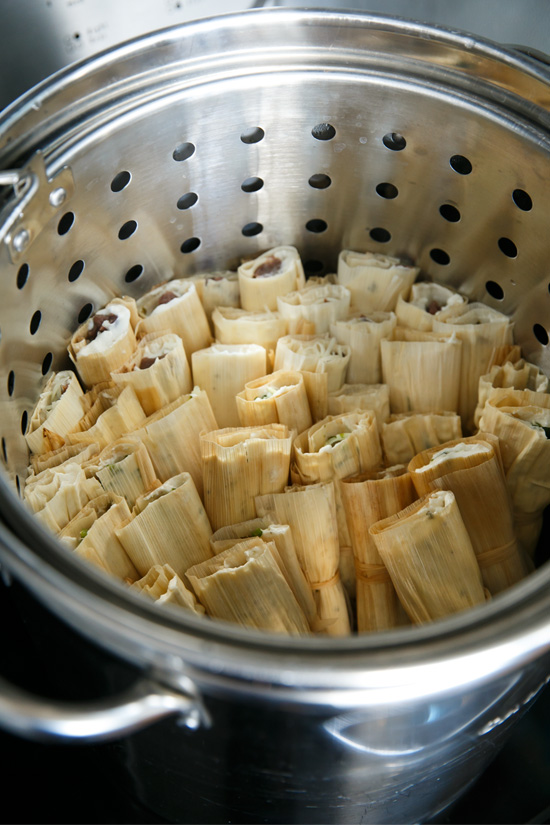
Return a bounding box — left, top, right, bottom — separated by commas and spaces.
340, 465, 416, 632
186, 538, 310, 635
255, 481, 351, 636
370, 490, 486, 623
407, 434, 530, 594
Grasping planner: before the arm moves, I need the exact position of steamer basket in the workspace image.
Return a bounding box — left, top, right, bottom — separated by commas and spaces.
1, 9, 550, 825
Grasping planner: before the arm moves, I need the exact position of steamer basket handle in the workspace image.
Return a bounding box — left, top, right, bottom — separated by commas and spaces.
0, 674, 210, 742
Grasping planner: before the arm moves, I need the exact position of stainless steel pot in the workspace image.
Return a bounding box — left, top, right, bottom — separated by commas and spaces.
0, 9, 550, 823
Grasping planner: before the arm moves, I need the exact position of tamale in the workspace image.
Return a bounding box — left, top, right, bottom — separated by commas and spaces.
135, 278, 212, 356
25, 371, 85, 455
236, 369, 312, 434
131, 564, 205, 614
86, 438, 159, 509
408, 434, 530, 594
274, 334, 351, 412
212, 305, 287, 359
395, 282, 465, 331
192, 343, 267, 429
66, 385, 146, 450
255, 482, 351, 636
337, 249, 419, 313
201, 424, 293, 530
277, 284, 351, 335
327, 383, 391, 430
68, 298, 138, 387
474, 358, 550, 428
381, 411, 462, 466
116, 472, 213, 579
190, 271, 240, 325
370, 490, 486, 623
340, 465, 416, 631
186, 538, 310, 635
29, 442, 100, 475
24, 462, 103, 533
238, 246, 306, 311
110, 332, 192, 415
330, 311, 396, 385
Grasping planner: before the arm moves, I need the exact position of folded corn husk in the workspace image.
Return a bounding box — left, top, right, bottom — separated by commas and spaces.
131, 564, 205, 614
110, 332, 192, 415
474, 359, 550, 428
126, 388, 217, 496
274, 335, 351, 420
327, 383, 391, 430
209, 517, 317, 626
330, 311, 396, 385
255, 482, 351, 636
59, 492, 139, 580
370, 490, 486, 623
190, 271, 240, 324
29, 442, 100, 475
432, 303, 514, 433
381, 327, 462, 415
277, 284, 351, 335
395, 282, 466, 331
408, 434, 530, 594
68, 298, 138, 388
25, 371, 85, 455
238, 246, 306, 311
136, 279, 212, 357
212, 306, 287, 360
236, 369, 312, 434
479, 396, 550, 556
65, 384, 146, 450
192, 343, 267, 429
85, 438, 159, 509
186, 538, 310, 635
201, 424, 293, 530
24, 462, 103, 533
381, 411, 462, 466
340, 465, 416, 632
337, 250, 419, 313
116, 473, 213, 579
291, 411, 382, 598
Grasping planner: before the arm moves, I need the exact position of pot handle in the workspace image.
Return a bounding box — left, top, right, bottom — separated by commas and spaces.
0, 673, 210, 742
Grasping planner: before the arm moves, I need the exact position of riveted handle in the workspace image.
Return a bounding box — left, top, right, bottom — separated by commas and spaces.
0, 674, 211, 742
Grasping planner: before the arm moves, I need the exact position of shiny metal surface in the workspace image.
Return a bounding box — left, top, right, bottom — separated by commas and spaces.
0, 10, 549, 822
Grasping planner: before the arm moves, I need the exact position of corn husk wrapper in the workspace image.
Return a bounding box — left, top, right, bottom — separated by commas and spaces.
474, 359, 550, 428
291, 411, 382, 598
331, 311, 396, 385
116, 473, 212, 579
25, 371, 85, 455
136, 279, 212, 357
131, 564, 205, 614
68, 298, 138, 388
395, 282, 466, 332
66, 385, 146, 450
24, 462, 103, 533
192, 343, 267, 429
201, 424, 292, 530
432, 303, 514, 433
209, 517, 317, 626
340, 465, 417, 631
407, 434, 529, 594
479, 396, 550, 556
370, 490, 486, 623
382, 411, 462, 466
337, 250, 419, 313
212, 306, 287, 360
110, 332, 192, 416
255, 482, 351, 636
186, 538, 309, 635
29, 442, 101, 475
126, 388, 217, 496
190, 272, 240, 325
277, 284, 351, 335
327, 383, 390, 430
236, 369, 312, 434
59, 493, 139, 580
381, 328, 462, 415
238, 246, 306, 311
85, 438, 159, 509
